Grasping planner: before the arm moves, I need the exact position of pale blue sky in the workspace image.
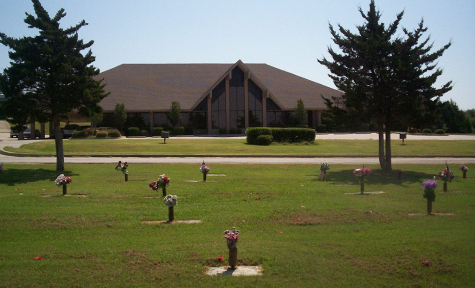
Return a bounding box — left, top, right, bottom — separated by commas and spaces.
1, 0, 474, 109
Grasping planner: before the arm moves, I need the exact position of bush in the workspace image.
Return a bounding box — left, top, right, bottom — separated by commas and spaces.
219, 128, 226, 135
82, 128, 94, 136
316, 124, 326, 133
246, 127, 315, 144
107, 129, 121, 137
253, 135, 273, 146
127, 127, 140, 136
140, 130, 149, 137
71, 130, 87, 138
408, 127, 418, 133
422, 128, 432, 134
96, 131, 108, 138
246, 128, 272, 144
171, 126, 185, 135
434, 129, 445, 134
152, 127, 164, 136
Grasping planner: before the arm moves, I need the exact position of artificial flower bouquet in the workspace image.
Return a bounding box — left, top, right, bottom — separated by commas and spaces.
353, 168, 372, 177
115, 161, 128, 174
55, 174, 72, 186
163, 194, 178, 207
436, 167, 454, 183
200, 164, 210, 174
320, 162, 330, 172
149, 174, 170, 190
224, 227, 239, 249
422, 180, 438, 202
460, 165, 468, 173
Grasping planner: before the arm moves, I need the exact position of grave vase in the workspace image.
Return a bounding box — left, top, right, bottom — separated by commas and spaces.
228, 247, 238, 268
62, 184, 67, 195
168, 206, 174, 222
125, 174, 128, 182
443, 182, 447, 192
162, 186, 167, 197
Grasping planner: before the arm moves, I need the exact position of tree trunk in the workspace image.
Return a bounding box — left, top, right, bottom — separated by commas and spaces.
384, 128, 392, 171
53, 119, 65, 172
378, 129, 389, 170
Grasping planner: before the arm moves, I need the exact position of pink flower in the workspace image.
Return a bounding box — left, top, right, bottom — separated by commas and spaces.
277, 231, 283, 234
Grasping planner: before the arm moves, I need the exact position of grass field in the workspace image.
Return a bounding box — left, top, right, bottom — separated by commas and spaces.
0, 163, 474, 287
4, 138, 475, 156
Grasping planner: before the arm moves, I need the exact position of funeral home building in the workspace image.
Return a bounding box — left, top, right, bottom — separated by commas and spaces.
97, 60, 342, 134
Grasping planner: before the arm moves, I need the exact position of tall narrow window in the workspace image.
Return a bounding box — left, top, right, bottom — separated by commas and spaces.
248, 79, 263, 127
229, 67, 245, 129
211, 80, 226, 129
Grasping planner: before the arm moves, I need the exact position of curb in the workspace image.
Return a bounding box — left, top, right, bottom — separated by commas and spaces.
1, 149, 474, 159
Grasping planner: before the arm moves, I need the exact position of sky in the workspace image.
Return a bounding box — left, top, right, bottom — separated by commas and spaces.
0, 0, 474, 109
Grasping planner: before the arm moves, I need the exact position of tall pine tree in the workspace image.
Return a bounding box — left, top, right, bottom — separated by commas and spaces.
319, 0, 452, 170
0, 0, 108, 171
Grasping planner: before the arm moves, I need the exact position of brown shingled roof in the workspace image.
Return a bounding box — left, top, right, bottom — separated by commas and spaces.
97, 61, 341, 112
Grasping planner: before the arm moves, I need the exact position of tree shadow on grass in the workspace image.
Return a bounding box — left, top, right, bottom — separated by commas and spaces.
0, 168, 78, 186
309, 169, 436, 188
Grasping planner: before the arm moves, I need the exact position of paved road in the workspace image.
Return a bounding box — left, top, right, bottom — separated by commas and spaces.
0, 121, 473, 165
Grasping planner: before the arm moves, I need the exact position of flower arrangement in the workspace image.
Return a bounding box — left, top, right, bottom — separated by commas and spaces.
200, 164, 210, 174
149, 174, 170, 190
422, 180, 438, 214
163, 194, 177, 207
224, 227, 239, 249
460, 165, 468, 179
353, 168, 372, 177
115, 161, 128, 175
354, 167, 371, 194
436, 163, 454, 192
55, 174, 72, 186
436, 167, 454, 183
320, 163, 330, 172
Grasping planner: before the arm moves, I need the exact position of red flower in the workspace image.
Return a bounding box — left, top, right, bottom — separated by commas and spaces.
255, 197, 260, 200
422, 260, 431, 266
33, 256, 42, 260
277, 231, 283, 234
295, 217, 301, 221
218, 255, 223, 261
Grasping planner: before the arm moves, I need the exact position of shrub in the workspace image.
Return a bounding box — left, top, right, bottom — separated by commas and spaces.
316, 124, 326, 133
140, 130, 149, 137
434, 129, 445, 134
246, 128, 272, 144
152, 127, 164, 136
253, 135, 273, 146
82, 128, 94, 136
171, 126, 185, 135
127, 127, 140, 136
107, 129, 121, 137
408, 127, 418, 133
246, 127, 315, 144
96, 131, 108, 138
219, 128, 226, 135
422, 128, 432, 134
71, 130, 87, 138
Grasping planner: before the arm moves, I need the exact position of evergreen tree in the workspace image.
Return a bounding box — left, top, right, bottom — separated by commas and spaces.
0, 0, 108, 171
294, 99, 307, 127
169, 101, 181, 127
318, 0, 452, 170
113, 103, 127, 133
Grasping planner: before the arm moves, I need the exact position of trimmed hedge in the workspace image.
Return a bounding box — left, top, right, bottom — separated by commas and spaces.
96, 131, 108, 138
153, 127, 164, 136
246, 127, 315, 144
108, 129, 121, 137
434, 129, 445, 135
254, 135, 273, 146
71, 130, 87, 138
140, 130, 149, 137
316, 124, 326, 133
422, 128, 432, 134
171, 126, 185, 135
127, 127, 140, 136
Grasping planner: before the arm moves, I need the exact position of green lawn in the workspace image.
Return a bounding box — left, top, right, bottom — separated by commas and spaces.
4, 138, 475, 156
0, 163, 474, 287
